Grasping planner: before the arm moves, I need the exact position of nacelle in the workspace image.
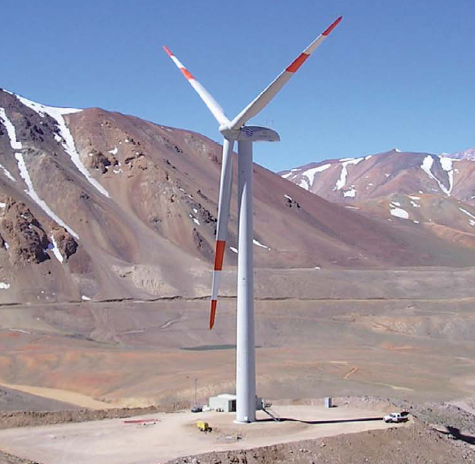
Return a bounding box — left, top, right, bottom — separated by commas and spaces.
237, 126, 280, 142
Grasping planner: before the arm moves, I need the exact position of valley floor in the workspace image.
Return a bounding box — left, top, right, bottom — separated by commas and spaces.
1, 269, 475, 408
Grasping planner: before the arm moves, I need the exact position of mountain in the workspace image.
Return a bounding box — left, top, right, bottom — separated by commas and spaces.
445, 147, 475, 161
280, 149, 475, 251
2, 90, 475, 305
279, 149, 475, 205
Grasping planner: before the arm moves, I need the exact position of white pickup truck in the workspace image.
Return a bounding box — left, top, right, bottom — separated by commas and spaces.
383, 412, 408, 423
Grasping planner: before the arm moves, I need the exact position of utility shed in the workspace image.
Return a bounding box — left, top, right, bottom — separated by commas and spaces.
208, 394, 236, 412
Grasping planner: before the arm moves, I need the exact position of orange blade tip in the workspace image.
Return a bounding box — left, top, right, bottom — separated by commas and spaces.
209, 300, 217, 330
323, 16, 343, 36
163, 45, 173, 56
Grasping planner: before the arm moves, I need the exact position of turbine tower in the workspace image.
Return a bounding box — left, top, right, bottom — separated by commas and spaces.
164, 16, 342, 423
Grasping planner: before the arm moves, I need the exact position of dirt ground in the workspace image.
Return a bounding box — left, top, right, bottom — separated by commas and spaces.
0, 403, 406, 464
169, 421, 474, 464
0, 399, 473, 464
0, 397, 473, 464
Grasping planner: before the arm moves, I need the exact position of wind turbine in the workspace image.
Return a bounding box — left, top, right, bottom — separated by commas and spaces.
164, 16, 342, 423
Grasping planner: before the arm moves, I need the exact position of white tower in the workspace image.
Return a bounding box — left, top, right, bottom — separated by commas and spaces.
163, 15, 342, 423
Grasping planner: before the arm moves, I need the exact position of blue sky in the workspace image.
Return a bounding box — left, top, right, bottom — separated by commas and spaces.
1, 0, 474, 172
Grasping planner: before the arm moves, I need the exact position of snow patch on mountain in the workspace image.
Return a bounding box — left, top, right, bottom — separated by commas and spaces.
302, 163, 331, 186
343, 187, 356, 198
459, 207, 475, 220
390, 201, 409, 219
0, 108, 22, 149
49, 235, 63, 263
253, 239, 270, 250
286, 163, 332, 190
459, 207, 475, 226
1, 100, 79, 238
15, 153, 79, 239
440, 157, 455, 194
0, 108, 20, 181
188, 214, 200, 225
335, 167, 348, 190
390, 206, 409, 219
14, 94, 110, 198
335, 158, 363, 191
421, 155, 450, 195
0, 164, 15, 182
440, 157, 454, 171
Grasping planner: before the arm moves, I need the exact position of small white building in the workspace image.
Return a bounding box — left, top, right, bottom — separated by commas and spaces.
209, 394, 236, 412
208, 394, 263, 412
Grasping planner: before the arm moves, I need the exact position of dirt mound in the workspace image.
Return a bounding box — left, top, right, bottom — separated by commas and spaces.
0, 386, 79, 413
0, 450, 35, 464
0, 403, 185, 430
168, 422, 474, 464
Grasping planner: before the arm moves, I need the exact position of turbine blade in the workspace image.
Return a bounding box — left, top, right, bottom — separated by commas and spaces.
163, 46, 230, 126
229, 16, 342, 130
210, 138, 234, 329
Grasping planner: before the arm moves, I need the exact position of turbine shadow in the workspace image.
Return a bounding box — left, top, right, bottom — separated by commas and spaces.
446, 426, 475, 445
257, 415, 384, 425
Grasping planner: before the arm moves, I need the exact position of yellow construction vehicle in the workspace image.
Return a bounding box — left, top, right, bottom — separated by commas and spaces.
197, 421, 211, 432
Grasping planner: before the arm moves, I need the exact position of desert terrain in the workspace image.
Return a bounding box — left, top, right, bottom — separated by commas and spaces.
0, 266, 474, 408
0, 89, 475, 463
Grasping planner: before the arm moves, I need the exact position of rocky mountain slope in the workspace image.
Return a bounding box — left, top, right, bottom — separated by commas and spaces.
280, 149, 475, 204
281, 149, 475, 249
2, 89, 475, 305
